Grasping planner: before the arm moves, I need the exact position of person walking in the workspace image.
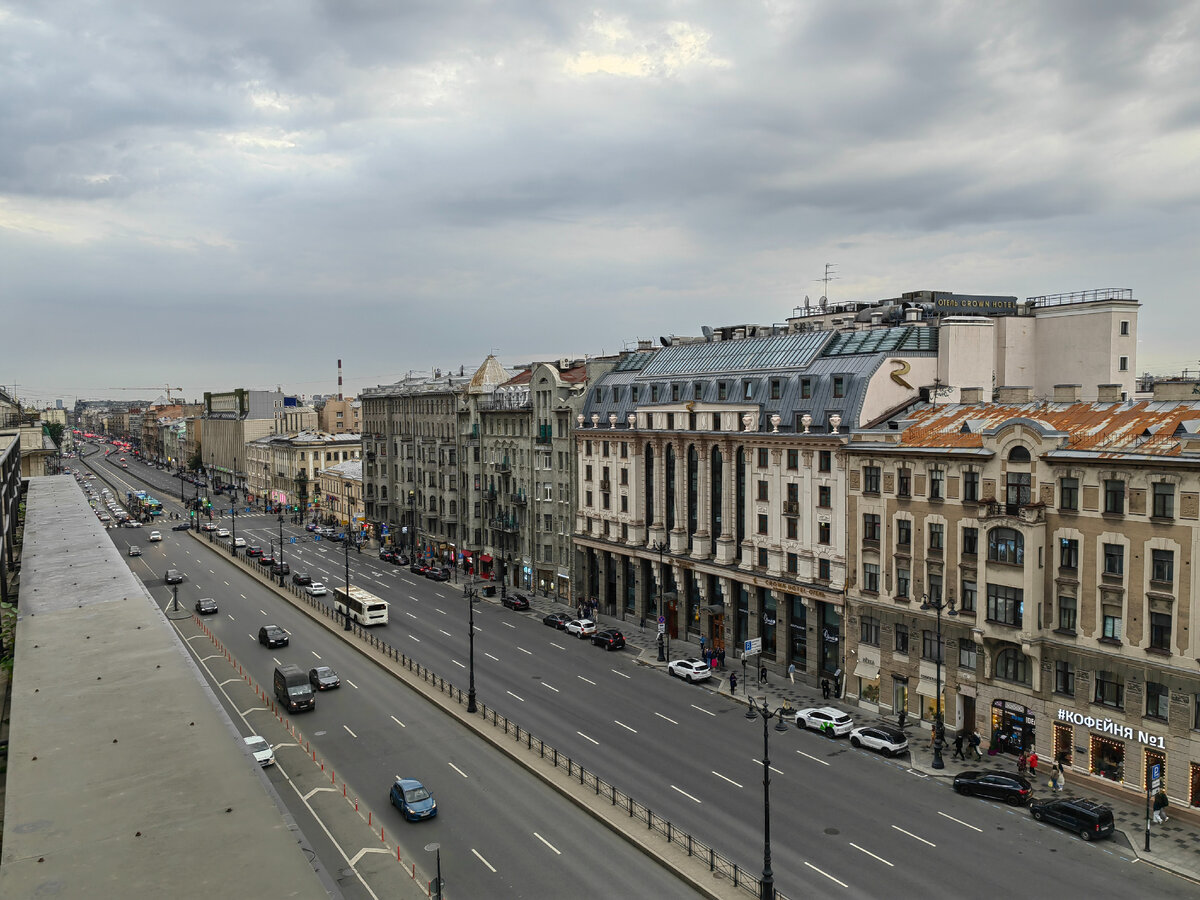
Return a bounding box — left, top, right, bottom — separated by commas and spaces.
1053, 752, 1068, 791
821, 678, 831, 700
759, 664, 768, 685
729, 671, 738, 695
788, 662, 796, 685
953, 733, 966, 760
1152, 790, 1170, 824
699, 634, 707, 654
1017, 749, 1028, 776
969, 730, 983, 761
1028, 750, 1039, 779
718, 648, 726, 669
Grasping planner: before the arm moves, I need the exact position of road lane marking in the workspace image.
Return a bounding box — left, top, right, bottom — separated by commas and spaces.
439, 629, 452, 637
408, 634, 421, 642
891, 825, 936, 847
311, 651, 322, 659
435, 608, 446, 615
671, 785, 702, 804
751, 758, 784, 775
798, 750, 831, 766
346, 680, 358, 689
240, 594, 247, 599
507, 691, 526, 702
227, 614, 235, 620
259, 609, 267, 616
804, 862, 848, 888
712, 771, 743, 788
272, 657, 281, 666
343, 725, 357, 738
448, 763, 469, 778
453, 660, 466, 669
503, 621, 516, 629
938, 811, 983, 832
550, 642, 567, 650
472, 848, 496, 873
518, 647, 532, 655
578, 676, 596, 685
533, 832, 560, 855
223, 581, 230, 586
485, 653, 500, 661
614, 720, 638, 733
408, 594, 420, 601
611, 669, 631, 679
576, 731, 599, 746
655, 713, 679, 725
691, 704, 716, 717
406, 612, 418, 619
391, 716, 406, 727
542, 682, 560, 693
850, 843, 894, 866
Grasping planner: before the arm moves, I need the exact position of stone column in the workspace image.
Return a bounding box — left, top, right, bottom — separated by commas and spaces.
691, 440, 712, 559
714, 438, 738, 565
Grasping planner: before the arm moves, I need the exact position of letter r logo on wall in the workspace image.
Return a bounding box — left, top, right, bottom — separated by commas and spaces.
889, 359, 913, 390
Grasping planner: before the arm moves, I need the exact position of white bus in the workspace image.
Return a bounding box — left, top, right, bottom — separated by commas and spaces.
333, 585, 390, 626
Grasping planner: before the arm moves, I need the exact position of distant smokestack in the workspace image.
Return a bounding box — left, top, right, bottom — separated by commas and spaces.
338, 359, 343, 401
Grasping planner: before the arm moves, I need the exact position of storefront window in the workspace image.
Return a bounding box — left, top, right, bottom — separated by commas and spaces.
990, 699, 1035, 755
893, 677, 909, 717
761, 588, 777, 660
921, 691, 941, 723
859, 676, 880, 703
788, 595, 807, 671
820, 602, 840, 677
1090, 734, 1125, 783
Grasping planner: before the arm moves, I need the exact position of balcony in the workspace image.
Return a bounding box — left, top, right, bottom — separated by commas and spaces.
599, 479, 611, 492
490, 516, 520, 533
978, 501, 1046, 525
782, 501, 800, 515
495, 459, 511, 475
511, 492, 528, 505
485, 488, 497, 501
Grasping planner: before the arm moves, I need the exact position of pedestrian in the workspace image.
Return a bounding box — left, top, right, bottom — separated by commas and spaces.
710, 656, 718, 673
821, 678, 831, 700
699, 634, 706, 653
953, 733, 965, 760
759, 664, 768, 685
1152, 790, 1169, 824
729, 672, 738, 694
1028, 750, 1039, 778
639, 615, 645, 633
1053, 752, 1067, 791
718, 648, 726, 669
1017, 749, 1028, 776
969, 730, 982, 761
898, 707, 907, 729
788, 662, 796, 684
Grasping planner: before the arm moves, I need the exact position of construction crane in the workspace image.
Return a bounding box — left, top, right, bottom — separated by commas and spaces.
105, 385, 185, 403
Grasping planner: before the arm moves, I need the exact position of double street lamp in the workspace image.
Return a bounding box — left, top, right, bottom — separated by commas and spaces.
277, 513, 286, 586
650, 540, 668, 662
462, 581, 481, 713
920, 591, 958, 770
342, 529, 352, 631
745, 696, 791, 900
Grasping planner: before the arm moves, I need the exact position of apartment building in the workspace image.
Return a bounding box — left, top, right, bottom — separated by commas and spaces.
202, 389, 298, 491
246, 431, 362, 516
319, 459, 364, 527
842, 384, 1200, 806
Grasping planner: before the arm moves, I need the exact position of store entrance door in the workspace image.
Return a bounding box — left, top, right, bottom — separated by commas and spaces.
990, 699, 1035, 755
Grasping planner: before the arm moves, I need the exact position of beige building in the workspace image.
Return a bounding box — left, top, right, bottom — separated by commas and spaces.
317, 397, 361, 434
202, 389, 297, 491
319, 459, 364, 527
842, 385, 1200, 807
246, 431, 362, 516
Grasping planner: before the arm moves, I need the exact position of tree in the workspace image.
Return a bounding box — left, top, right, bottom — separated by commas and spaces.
188, 451, 203, 472
44, 422, 65, 447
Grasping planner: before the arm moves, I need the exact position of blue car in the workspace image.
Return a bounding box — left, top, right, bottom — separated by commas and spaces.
390, 777, 437, 821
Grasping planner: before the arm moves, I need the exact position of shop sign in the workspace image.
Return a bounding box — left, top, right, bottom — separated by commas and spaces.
1056, 709, 1165, 749
822, 628, 839, 644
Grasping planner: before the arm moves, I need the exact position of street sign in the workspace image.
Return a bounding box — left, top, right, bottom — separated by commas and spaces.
744, 638, 762, 656
290, 537, 296, 544
1150, 763, 1162, 792
658, 622, 666, 634
658, 616, 665, 625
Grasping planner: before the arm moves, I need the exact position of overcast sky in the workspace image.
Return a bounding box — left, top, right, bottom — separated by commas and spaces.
4, 1, 1198, 407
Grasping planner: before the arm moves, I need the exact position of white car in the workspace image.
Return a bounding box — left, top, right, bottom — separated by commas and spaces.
849, 725, 909, 757
794, 706, 854, 736
244, 735, 275, 767
125, 519, 142, 528
98, 513, 111, 522
306, 582, 327, 597
565, 618, 597, 638
216, 528, 230, 538
667, 658, 712, 683
148, 531, 162, 542
233, 536, 246, 548
201, 522, 217, 532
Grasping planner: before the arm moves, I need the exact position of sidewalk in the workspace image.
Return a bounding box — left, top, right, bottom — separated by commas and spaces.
521, 591, 1200, 886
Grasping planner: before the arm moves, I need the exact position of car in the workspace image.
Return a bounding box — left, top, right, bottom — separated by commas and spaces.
542, 612, 572, 629
501, 593, 530, 610
393, 554, 410, 566
201, 522, 217, 532
565, 618, 598, 638
165, 569, 184, 585
305, 523, 318, 532
308, 666, 341, 690
389, 777, 437, 822
234, 537, 247, 548
98, 513, 111, 522
271, 562, 291, 576
172, 522, 190, 531
124, 519, 142, 528
258, 554, 275, 567
667, 658, 712, 682
216, 528, 230, 538
1030, 797, 1115, 841
379, 548, 397, 563
794, 707, 854, 736
425, 566, 450, 582
244, 735, 275, 767
953, 771, 1033, 806
195, 597, 218, 615
245, 545, 262, 557
291, 571, 313, 586
849, 725, 908, 757
327, 531, 344, 542
128, 545, 142, 557
592, 629, 626, 651
410, 561, 428, 575
258, 625, 289, 648
147, 530, 162, 542
306, 582, 327, 597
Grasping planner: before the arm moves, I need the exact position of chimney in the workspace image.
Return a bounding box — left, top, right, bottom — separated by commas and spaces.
994, 386, 1033, 403
337, 358, 344, 401
959, 387, 983, 404
1053, 384, 1081, 403
1097, 383, 1123, 402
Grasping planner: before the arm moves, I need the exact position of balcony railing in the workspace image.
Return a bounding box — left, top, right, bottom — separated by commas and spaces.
782, 501, 800, 515
495, 459, 511, 474
511, 492, 528, 505
978, 500, 1046, 524
489, 516, 520, 533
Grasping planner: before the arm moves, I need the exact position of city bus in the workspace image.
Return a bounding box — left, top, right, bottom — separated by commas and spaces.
144, 497, 163, 516
332, 585, 390, 626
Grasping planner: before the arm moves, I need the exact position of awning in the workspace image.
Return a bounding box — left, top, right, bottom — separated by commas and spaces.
853, 660, 880, 680
480, 554, 493, 563
462, 550, 473, 559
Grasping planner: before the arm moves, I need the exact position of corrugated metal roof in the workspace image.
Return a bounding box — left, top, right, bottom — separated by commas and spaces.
821, 326, 937, 356
613, 351, 657, 373
641, 331, 829, 376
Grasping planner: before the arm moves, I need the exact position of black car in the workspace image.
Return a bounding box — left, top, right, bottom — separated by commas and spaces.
394, 554, 410, 566
258, 624, 289, 648
246, 546, 263, 558
308, 666, 341, 690
195, 597, 218, 615
592, 629, 626, 651
425, 566, 450, 582
172, 522, 191, 531
953, 771, 1032, 805
165, 569, 184, 584
410, 562, 428, 575
291, 571, 313, 586
502, 593, 530, 610
271, 562, 291, 576
379, 548, 397, 563
1030, 797, 1114, 841
543, 612, 571, 629
258, 554, 276, 567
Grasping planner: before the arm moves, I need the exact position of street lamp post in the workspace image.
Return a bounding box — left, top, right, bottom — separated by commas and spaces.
746, 695, 791, 900
277, 513, 286, 586
229, 491, 238, 556
343, 531, 352, 631
408, 489, 416, 561
650, 541, 668, 662
920, 592, 958, 770
263, 463, 270, 513
424, 843, 443, 900
463, 582, 480, 713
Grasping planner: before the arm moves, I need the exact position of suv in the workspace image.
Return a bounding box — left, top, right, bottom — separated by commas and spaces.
165, 569, 184, 584
246, 545, 263, 558
271, 561, 291, 576
592, 629, 626, 651
291, 571, 313, 586
501, 593, 530, 610
794, 707, 854, 736
1030, 797, 1115, 841
258, 624, 290, 648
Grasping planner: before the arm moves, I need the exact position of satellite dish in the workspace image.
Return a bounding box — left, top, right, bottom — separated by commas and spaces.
659, 336, 671, 347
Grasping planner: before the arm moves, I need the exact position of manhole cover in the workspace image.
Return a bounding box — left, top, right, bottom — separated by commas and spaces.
824, 827, 840, 835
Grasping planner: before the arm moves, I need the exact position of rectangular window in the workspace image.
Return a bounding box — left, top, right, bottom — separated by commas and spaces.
962, 527, 978, 556
860, 616, 880, 647
1058, 596, 1077, 632
832, 376, 845, 399
818, 558, 831, 581
770, 379, 782, 400
786, 518, 798, 540
862, 514, 881, 542
1152, 549, 1174, 584
1094, 673, 1123, 708
757, 480, 769, 501
986, 584, 1023, 626
651, 385, 659, 402
1102, 613, 1123, 641
1152, 482, 1175, 519
716, 382, 726, 401
863, 563, 880, 592
694, 382, 704, 399
671, 384, 680, 401
963, 471, 979, 502
800, 378, 812, 399
818, 450, 832, 472
1059, 538, 1078, 569
1103, 543, 1124, 576
1120, 320, 1130, 335
929, 469, 944, 500
929, 523, 944, 551
757, 514, 768, 535
757, 448, 769, 468
1104, 479, 1125, 514
863, 466, 881, 494
1119, 356, 1128, 372
896, 519, 911, 547
1060, 477, 1079, 511
1054, 660, 1074, 696
959, 639, 978, 671
817, 521, 830, 544
894, 624, 909, 654
818, 485, 831, 508
1146, 681, 1169, 720
620, 495, 628, 513
921, 630, 944, 662
897, 468, 911, 498
1149, 612, 1172, 651
757, 547, 769, 567
896, 565, 910, 599
786, 552, 798, 574
786, 449, 798, 470
960, 580, 977, 612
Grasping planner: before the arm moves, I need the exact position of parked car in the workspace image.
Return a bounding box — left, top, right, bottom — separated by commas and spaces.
794, 707, 854, 736
172, 522, 190, 531
308, 666, 341, 690
542, 612, 571, 629
234, 536, 247, 548
393, 554, 410, 566
389, 777, 437, 822
195, 597, 218, 615
128, 545, 142, 557
271, 562, 291, 576
1030, 797, 1114, 841
258, 554, 275, 567
379, 548, 397, 563
849, 725, 908, 757
306, 582, 327, 597
953, 771, 1033, 806
410, 562, 428, 575
592, 629, 626, 651
292, 571, 313, 586
565, 618, 597, 638
667, 658, 711, 683
258, 624, 290, 648
501, 593, 530, 610
165, 569, 184, 585
244, 735, 275, 767
425, 566, 450, 582
216, 528, 230, 538
148, 530, 162, 542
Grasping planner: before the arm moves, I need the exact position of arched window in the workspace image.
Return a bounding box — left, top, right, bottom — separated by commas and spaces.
988, 527, 1024, 564
1007, 445, 1031, 462
995, 648, 1030, 684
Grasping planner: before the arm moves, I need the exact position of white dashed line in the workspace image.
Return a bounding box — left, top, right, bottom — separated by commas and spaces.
751, 758, 784, 775
937, 811, 983, 832
671, 785, 701, 804
550, 642, 567, 651
408, 635, 421, 642
391, 715, 405, 727
503, 621, 516, 629
453, 660, 466, 669
798, 750, 831, 766
611, 669, 630, 679
891, 825, 936, 847
346, 680, 358, 689
343, 725, 357, 738
439, 629, 452, 637
655, 713, 679, 725
311, 651, 321, 659
518, 647, 532, 655
850, 843, 894, 866
804, 862, 848, 888
507, 691, 526, 702
406, 612, 418, 619
485, 653, 500, 662
542, 682, 560, 693
472, 848, 497, 873
533, 833, 561, 855
712, 771, 743, 788
690, 704, 715, 716
614, 720, 638, 733
578, 676, 596, 685
577, 731, 599, 746
448, 762, 469, 778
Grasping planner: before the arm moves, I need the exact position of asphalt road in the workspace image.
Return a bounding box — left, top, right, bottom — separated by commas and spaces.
84, 448, 1199, 899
